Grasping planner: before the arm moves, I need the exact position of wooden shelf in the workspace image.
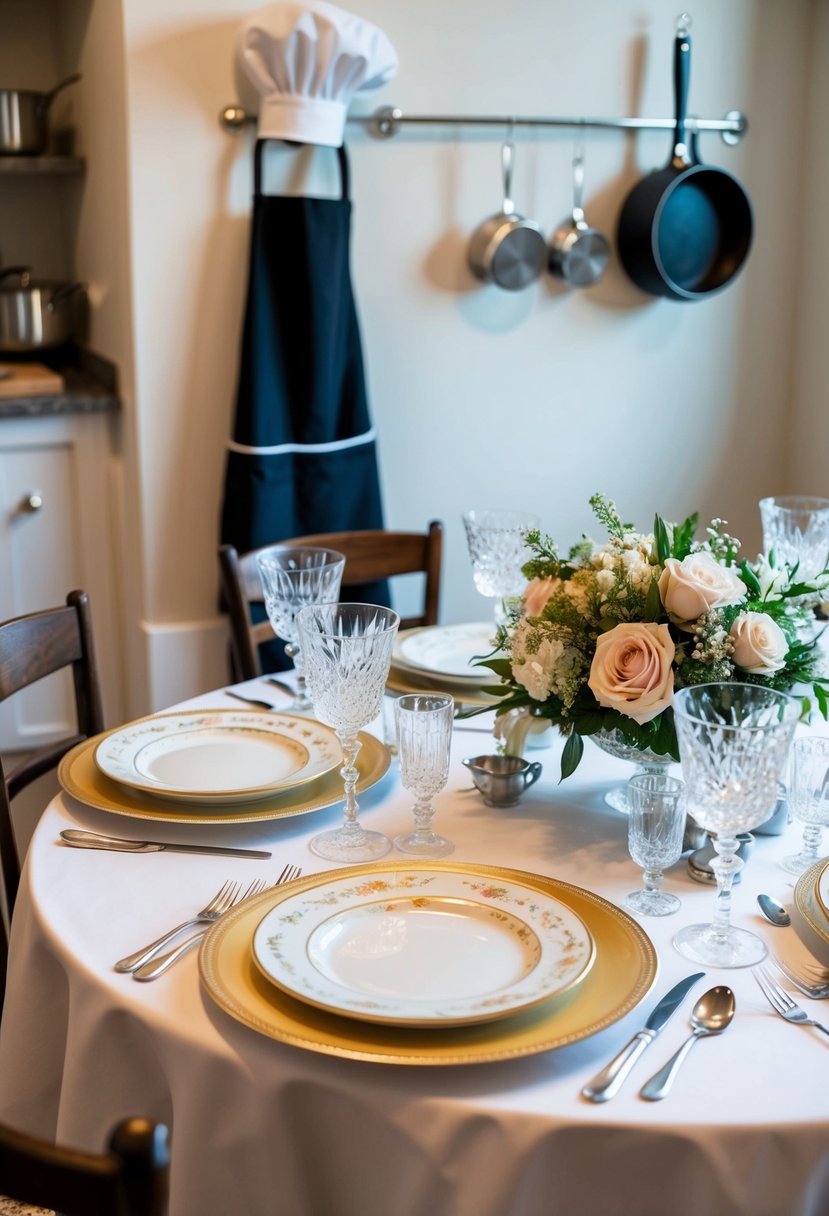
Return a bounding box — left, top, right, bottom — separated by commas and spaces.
0, 155, 85, 176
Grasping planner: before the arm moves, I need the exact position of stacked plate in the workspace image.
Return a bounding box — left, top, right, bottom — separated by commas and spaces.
792, 857, 829, 967
57, 709, 391, 826
387, 623, 504, 707
198, 860, 659, 1065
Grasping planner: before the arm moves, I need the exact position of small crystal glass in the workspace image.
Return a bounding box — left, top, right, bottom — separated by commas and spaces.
625, 773, 686, 917
673, 682, 800, 968
256, 546, 345, 712
394, 694, 455, 858
296, 602, 399, 862
782, 736, 829, 875
462, 508, 539, 625
759, 495, 829, 601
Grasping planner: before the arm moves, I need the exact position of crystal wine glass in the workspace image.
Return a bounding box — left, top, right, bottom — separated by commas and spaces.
462, 508, 539, 625
673, 682, 800, 968
782, 735, 829, 875
625, 773, 686, 916
394, 694, 455, 858
296, 602, 399, 862
256, 546, 345, 712
759, 495, 829, 604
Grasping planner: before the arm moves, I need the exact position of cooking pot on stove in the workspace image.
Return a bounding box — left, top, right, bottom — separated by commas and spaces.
0, 266, 85, 350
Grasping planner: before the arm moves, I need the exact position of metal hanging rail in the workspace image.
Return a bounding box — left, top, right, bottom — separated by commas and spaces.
220, 104, 748, 145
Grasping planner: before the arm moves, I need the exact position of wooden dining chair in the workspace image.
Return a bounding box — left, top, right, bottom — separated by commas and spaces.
0, 589, 104, 1014
219, 522, 444, 681
0, 1116, 169, 1216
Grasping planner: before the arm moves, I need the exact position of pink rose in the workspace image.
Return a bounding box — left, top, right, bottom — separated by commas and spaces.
730, 611, 788, 674
658, 553, 746, 630
588, 622, 675, 724
523, 576, 560, 618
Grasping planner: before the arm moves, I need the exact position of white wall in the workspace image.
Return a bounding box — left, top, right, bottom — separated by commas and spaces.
111, 0, 820, 709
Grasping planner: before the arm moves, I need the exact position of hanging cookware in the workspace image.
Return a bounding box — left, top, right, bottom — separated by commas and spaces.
0, 267, 85, 350
0, 74, 81, 155
548, 144, 610, 287
616, 20, 752, 301
468, 139, 547, 291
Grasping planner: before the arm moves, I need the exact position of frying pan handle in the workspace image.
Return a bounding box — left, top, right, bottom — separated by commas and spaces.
672, 28, 692, 167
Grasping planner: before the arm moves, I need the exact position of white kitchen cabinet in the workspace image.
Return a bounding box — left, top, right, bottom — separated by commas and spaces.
0, 411, 122, 752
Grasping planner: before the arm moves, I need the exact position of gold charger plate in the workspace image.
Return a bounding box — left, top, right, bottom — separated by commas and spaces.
792, 858, 829, 966
58, 727, 390, 826
199, 861, 657, 1065
386, 665, 502, 709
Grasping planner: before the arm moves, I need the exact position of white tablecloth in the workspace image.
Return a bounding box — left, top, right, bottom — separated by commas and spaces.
1, 679, 828, 1216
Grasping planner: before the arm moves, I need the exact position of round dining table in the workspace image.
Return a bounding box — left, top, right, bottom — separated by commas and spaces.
1, 675, 828, 1216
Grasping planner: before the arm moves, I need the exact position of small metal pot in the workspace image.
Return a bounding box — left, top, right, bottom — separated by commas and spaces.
0, 267, 85, 350
548, 147, 610, 287
468, 140, 546, 291
0, 74, 81, 155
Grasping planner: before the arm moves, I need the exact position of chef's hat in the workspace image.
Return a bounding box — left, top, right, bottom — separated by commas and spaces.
238, 0, 398, 147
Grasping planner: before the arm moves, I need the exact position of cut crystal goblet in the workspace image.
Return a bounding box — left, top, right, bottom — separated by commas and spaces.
393, 694, 454, 858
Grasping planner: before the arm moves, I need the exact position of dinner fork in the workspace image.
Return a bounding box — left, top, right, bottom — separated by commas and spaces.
224, 689, 281, 712
132, 865, 302, 982
753, 965, 829, 1038
771, 954, 829, 999
114, 879, 242, 973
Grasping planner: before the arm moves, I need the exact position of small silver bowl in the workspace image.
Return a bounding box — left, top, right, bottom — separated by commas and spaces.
463, 754, 543, 807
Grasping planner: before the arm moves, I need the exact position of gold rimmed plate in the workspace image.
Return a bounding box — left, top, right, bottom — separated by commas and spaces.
94, 710, 341, 804
386, 666, 502, 708
58, 728, 390, 826
199, 861, 657, 1065
792, 858, 829, 967
393, 623, 498, 685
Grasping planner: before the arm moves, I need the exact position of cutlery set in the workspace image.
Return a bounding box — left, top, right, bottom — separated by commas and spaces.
114, 864, 301, 982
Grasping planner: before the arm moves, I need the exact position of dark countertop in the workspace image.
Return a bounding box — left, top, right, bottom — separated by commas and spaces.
0, 350, 120, 418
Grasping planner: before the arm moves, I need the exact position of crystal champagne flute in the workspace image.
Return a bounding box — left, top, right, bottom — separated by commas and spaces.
782, 736, 829, 875
296, 602, 399, 862
394, 694, 454, 858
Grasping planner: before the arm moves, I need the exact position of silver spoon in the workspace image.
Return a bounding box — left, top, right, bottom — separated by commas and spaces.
757, 893, 792, 927
639, 986, 736, 1101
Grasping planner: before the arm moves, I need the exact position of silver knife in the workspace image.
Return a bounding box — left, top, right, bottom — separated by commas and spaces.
581, 972, 705, 1102
60, 829, 271, 860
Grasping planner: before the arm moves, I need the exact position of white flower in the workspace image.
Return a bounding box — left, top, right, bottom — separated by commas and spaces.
658, 552, 746, 630
753, 554, 789, 601
729, 611, 788, 674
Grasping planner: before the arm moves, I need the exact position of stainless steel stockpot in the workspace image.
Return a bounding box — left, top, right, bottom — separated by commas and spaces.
0, 75, 81, 155
0, 267, 85, 350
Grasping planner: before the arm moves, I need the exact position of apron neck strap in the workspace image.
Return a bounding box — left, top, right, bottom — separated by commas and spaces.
254, 140, 351, 201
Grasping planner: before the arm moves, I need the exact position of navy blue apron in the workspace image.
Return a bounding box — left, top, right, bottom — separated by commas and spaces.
220, 139, 389, 668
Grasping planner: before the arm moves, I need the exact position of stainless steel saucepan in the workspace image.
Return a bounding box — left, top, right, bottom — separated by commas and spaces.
0, 266, 85, 350
0, 74, 81, 155
548, 146, 610, 288
468, 139, 546, 291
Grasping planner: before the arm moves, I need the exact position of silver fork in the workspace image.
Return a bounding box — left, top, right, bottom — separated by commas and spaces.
771, 954, 829, 1000
133, 864, 302, 982
114, 879, 242, 973
753, 965, 829, 1038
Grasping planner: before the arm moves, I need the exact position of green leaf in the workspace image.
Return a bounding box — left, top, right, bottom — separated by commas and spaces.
739, 561, 763, 598
643, 578, 662, 621
815, 682, 829, 719
672, 513, 699, 559
653, 514, 671, 564
476, 658, 512, 678
560, 731, 584, 781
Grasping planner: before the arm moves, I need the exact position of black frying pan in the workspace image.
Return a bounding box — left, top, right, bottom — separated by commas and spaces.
617, 27, 752, 301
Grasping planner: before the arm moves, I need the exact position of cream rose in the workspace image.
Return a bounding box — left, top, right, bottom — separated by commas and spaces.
729, 611, 788, 674
588, 622, 675, 724
658, 552, 746, 629
523, 576, 560, 618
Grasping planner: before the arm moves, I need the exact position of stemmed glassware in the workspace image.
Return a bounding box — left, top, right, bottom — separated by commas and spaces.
462, 508, 539, 625
393, 694, 455, 857
296, 602, 399, 862
759, 495, 829, 607
624, 773, 686, 916
782, 736, 829, 875
256, 545, 345, 712
672, 682, 800, 968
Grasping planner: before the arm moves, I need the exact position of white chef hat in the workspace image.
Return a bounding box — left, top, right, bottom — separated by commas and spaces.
237, 0, 398, 147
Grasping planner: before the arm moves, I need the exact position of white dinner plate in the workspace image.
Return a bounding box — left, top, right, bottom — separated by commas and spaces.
94, 710, 341, 804
251, 867, 595, 1026
393, 623, 499, 683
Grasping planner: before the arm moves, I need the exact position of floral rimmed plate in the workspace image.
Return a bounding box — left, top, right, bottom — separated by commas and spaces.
251, 868, 595, 1027
393, 623, 498, 684
94, 711, 342, 803
199, 861, 658, 1065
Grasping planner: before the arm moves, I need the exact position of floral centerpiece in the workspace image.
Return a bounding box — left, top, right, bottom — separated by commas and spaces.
477, 494, 829, 780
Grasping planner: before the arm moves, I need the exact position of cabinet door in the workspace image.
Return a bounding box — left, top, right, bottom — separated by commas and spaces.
0, 414, 115, 752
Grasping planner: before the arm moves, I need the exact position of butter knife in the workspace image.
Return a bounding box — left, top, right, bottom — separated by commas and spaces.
60, 829, 271, 860
581, 972, 705, 1102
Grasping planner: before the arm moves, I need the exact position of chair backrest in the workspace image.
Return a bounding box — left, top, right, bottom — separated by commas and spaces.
0, 589, 104, 1002
0, 1116, 169, 1216
219, 522, 443, 682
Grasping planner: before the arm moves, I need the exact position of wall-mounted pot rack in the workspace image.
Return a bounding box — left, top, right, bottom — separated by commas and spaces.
220, 103, 748, 145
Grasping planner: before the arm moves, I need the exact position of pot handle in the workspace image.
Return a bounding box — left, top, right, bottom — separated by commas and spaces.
672, 15, 692, 167
36, 73, 82, 116
47, 282, 86, 310
500, 139, 515, 217
0, 266, 32, 285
